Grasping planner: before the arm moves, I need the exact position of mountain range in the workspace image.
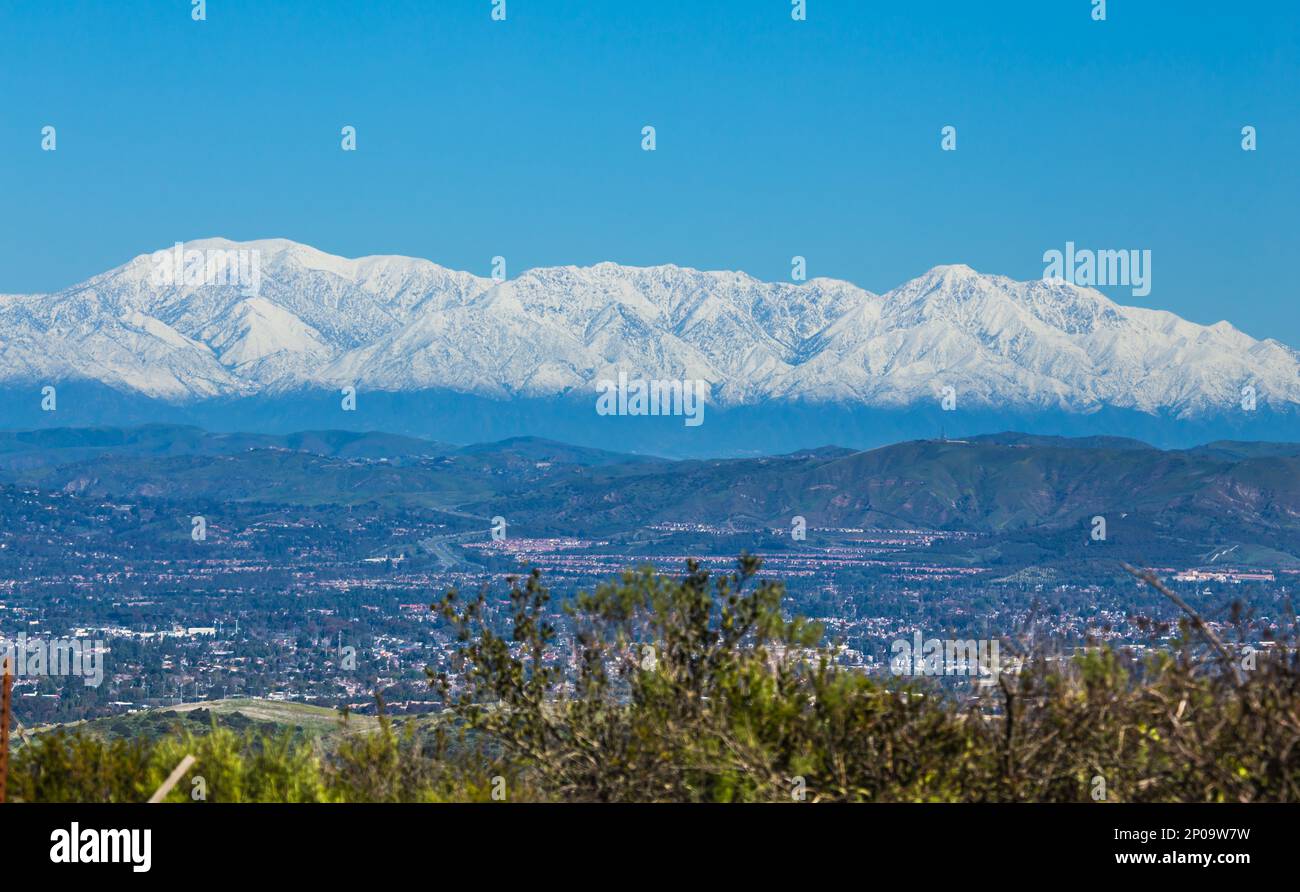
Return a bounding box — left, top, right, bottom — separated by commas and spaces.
2, 239, 1297, 456
3, 425, 1297, 568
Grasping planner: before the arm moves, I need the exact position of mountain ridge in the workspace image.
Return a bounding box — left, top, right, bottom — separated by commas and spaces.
2, 424, 1296, 566
5, 239, 1299, 457
3, 238, 1296, 418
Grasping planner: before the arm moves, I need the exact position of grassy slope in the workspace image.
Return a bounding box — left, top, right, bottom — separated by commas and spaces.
24, 697, 386, 748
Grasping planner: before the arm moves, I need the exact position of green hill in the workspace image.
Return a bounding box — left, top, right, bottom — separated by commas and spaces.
25, 697, 385, 748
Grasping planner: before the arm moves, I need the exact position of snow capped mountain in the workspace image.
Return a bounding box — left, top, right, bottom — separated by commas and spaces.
1, 238, 1297, 420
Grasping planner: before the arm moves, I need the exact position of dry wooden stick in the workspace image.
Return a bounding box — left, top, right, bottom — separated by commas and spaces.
148, 754, 197, 803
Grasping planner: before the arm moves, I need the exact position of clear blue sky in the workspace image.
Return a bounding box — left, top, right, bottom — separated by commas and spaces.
2, 1, 1297, 343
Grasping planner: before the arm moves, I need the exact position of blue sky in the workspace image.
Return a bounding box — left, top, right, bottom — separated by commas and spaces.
2, 0, 1297, 343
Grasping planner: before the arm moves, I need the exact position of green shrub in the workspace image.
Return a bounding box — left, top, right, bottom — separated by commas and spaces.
9, 557, 1299, 802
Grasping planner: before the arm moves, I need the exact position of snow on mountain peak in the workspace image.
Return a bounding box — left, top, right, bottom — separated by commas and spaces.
0, 239, 1296, 418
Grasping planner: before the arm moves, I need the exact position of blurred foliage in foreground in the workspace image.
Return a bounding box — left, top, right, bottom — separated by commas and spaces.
9, 556, 1300, 802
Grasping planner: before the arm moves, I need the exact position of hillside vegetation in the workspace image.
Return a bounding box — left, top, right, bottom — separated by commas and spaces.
2, 425, 1297, 565
9, 556, 1299, 803
23, 698, 383, 746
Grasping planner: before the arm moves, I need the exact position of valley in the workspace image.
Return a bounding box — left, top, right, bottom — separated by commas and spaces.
0, 425, 1294, 727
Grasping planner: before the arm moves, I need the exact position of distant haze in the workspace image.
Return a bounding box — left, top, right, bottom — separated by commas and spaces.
1, 239, 1297, 456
